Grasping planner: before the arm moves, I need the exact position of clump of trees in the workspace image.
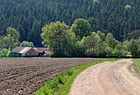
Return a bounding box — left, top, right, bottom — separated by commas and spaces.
20, 41, 34, 47
41, 19, 140, 57
41, 21, 76, 56
0, 27, 36, 57
0, 27, 20, 57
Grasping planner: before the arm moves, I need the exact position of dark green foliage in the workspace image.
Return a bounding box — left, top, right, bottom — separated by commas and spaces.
0, 0, 140, 46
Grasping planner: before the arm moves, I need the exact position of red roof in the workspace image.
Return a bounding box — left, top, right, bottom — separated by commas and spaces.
36, 48, 53, 54
26, 48, 38, 54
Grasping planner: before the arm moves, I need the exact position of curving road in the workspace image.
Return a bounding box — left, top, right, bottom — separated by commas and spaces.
69, 59, 140, 95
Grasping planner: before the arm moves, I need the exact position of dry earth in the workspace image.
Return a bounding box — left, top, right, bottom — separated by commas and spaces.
69, 59, 140, 95
0, 58, 95, 95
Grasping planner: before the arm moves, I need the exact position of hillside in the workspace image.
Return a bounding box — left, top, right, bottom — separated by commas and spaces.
0, 0, 140, 46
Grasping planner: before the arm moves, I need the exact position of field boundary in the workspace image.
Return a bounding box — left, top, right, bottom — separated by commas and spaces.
130, 59, 140, 77
35, 58, 117, 95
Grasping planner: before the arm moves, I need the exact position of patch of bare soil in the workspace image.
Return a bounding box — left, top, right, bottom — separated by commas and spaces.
69, 59, 140, 95
0, 58, 95, 95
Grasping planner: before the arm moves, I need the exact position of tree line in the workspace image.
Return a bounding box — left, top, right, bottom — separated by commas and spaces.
0, 0, 140, 46
0, 27, 34, 57
0, 18, 140, 57
41, 19, 140, 57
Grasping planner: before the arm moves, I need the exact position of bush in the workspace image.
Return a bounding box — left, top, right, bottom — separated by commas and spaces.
0, 49, 10, 57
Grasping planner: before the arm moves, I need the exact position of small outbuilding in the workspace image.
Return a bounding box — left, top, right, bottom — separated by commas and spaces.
19, 47, 38, 57
11, 47, 25, 56
36, 48, 53, 56
11, 47, 53, 57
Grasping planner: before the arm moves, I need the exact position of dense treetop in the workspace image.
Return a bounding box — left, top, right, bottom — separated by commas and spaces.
0, 0, 140, 46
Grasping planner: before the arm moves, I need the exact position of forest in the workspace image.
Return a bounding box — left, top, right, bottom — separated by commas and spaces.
0, 0, 140, 46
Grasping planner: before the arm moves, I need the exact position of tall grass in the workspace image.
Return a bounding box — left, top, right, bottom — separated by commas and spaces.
132, 59, 140, 74
35, 58, 116, 95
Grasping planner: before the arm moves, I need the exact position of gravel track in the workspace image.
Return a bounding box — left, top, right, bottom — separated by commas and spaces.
69, 59, 140, 95
0, 58, 95, 95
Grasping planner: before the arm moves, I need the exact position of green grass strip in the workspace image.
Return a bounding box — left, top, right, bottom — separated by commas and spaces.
35, 58, 117, 95
132, 59, 140, 74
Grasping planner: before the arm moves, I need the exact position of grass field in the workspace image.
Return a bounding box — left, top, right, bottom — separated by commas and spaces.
132, 59, 140, 74
35, 58, 117, 95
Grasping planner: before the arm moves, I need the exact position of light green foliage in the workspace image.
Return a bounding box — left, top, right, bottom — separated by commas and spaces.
0, 49, 10, 57
40, 22, 139, 57
112, 42, 130, 57
123, 40, 131, 51
97, 31, 106, 41
70, 18, 92, 40
41, 21, 75, 56
132, 59, 140, 75
105, 33, 117, 48
125, 4, 132, 10
129, 39, 139, 57
136, 37, 140, 52
20, 41, 34, 47
104, 45, 113, 57
81, 32, 105, 56
0, 27, 20, 50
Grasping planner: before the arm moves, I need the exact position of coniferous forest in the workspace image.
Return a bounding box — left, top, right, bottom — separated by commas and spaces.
0, 0, 140, 46
0, 0, 140, 57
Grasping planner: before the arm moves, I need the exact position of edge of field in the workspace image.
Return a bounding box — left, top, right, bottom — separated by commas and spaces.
34, 58, 117, 95
131, 59, 140, 76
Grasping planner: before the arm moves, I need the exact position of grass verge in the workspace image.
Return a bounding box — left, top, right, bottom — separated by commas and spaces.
132, 59, 140, 74
35, 58, 117, 95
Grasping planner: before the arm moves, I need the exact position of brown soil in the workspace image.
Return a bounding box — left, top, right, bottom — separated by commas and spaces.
69, 59, 140, 95
0, 58, 95, 95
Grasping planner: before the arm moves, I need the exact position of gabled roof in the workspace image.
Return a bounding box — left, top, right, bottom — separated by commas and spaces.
19, 47, 32, 53
36, 48, 53, 54
11, 47, 25, 53
11, 47, 53, 55
26, 48, 38, 54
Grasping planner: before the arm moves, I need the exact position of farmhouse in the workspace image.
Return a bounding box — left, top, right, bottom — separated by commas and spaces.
11, 47, 53, 57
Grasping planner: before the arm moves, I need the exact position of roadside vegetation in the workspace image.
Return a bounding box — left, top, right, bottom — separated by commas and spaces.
132, 59, 140, 75
35, 58, 117, 95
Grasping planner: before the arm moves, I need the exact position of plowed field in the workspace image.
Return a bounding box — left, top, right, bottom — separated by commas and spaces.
0, 58, 95, 95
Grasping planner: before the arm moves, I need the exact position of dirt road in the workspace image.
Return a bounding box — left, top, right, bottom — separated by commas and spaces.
69, 59, 140, 95
0, 58, 95, 95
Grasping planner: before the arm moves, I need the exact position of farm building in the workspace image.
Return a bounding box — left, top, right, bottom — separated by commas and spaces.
11, 47, 53, 57
36, 48, 53, 56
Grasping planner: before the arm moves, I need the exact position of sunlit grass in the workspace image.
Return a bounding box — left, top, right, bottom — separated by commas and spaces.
35, 58, 117, 95
132, 59, 140, 74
